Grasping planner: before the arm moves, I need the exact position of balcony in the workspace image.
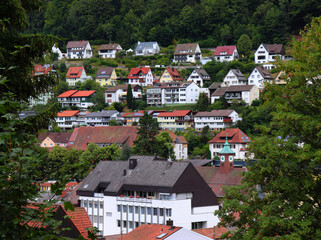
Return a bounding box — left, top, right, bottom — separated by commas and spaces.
116, 196, 152, 203
223, 118, 232, 123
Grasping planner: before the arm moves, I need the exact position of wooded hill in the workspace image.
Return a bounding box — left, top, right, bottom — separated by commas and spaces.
28, 0, 320, 49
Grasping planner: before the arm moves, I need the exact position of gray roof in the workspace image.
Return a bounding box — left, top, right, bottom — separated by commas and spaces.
255, 66, 273, 80
230, 69, 246, 81
194, 69, 211, 81
212, 85, 255, 96
86, 110, 119, 118
208, 82, 222, 90
135, 42, 159, 51
195, 109, 235, 117
184, 159, 214, 166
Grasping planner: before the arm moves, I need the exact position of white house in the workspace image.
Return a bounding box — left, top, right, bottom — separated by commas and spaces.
135, 42, 160, 56
187, 69, 211, 87
209, 128, 251, 160
98, 43, 122, 58
248, 66, 273, 90
173, 43, 202, 63
223, 69, 247, 86
105, 84, 141, 104
214, 45, 238, 62
58, 90, 96, 109
55, 110, 81, 130
77, 156, 220, 235
85, 110, 120, 126
66, 40, 92, 59
66, 67, 91, 86
161, 82, 202, 105
194, 109, 240, 131
127, 67, 154, 86
51, 44, 64, 60
254, 43, 285, 64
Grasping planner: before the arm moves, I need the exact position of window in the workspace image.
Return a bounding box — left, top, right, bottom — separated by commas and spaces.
117, 220, 121, 227
123, 221, 127, 228
153, 208, 158, 216
93, 216, 98, 223
135, 222, 139, 228
100, 202, 103, 209
129, 206, 133, 213
94, 202, 98, 208
159, 208, 164, 216
166, 209, 172, 217
147, 207, 151, 215
84, 202, 88, 208
89, 202, 93, 208
99, 216, 103, 223
229, 156, 233, 162
135, 206, 139, 214
141, 207, 146, 214
123, 205, 127, 212
117, 205, 121, 212
221, 156, 225, 162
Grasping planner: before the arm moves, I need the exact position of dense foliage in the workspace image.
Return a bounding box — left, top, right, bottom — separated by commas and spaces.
27, 0, 321, 49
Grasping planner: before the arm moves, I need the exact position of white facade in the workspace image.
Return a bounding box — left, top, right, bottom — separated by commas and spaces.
254, 43, 285, 64
79, 193, 219, 236
67, 42, 92, 59
51, 44, 63, 60
29, 91, 54, 107
215, 47, 238, 62
66, 69, 91, 86
99, 45, 122, 58
187, 70, 211, 87
173, 44, 202, 63
128, 69, 154, 87
194, 111, 240, 131
209, 142, 248, 160
105, 89, 123, 104
174, 142, 188, 160
135, 42, 160, 56
161, 82, 201, 105
223, 69, 247, 86
248, 67, 273, 90
55, 116, 79, 129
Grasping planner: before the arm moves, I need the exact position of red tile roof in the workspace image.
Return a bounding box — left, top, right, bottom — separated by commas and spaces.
58, 90, 78, 98
71, 90, 96, 97
164, 68, 183, 81
128, 67, 150, 79
57, 110, 80, 117
68, 126, 138, 151
119, 224, 182, 240
158, 110, 191, 117
208, 128, 250, 144
33, 65, 53, 76
214, 45, 236, 56
193, 227, 229, 239
66, 67, 84, 79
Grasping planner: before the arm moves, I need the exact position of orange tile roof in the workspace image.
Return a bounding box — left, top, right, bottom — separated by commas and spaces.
165, 67, 183, 81
158, 110, 191, 117
119, 224, 181, 240
71, 90, 96, 97
66, 67, 84, 79
193, 227, 229, 239
128, 67, 150, 79
57, 110, 80, 117
33, 65, 53, 76
58, 90, 78, 98
208, 128, 251, 144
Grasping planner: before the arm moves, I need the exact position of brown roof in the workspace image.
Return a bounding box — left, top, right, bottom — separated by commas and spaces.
194, 69, 211, 80
67, 126, 138, 150
263, 44, 285, 55
66, 41, 89, 49
174, 43, 199, 55
96, 67, 114, 78
195, 110, 235, 117
38, 132, 72, 144
255, 66, 273, 80
105, 84, 128, 92
208, 128, 251, 144
211, 85, 255, 97
99, 43, 120, 50
229, 69, 246, 81
208, 82, 223, 90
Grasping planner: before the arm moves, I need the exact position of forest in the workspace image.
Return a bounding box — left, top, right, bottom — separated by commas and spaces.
27, 0, 320, 49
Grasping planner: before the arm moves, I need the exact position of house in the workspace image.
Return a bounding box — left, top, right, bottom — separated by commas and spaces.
38, 132, 72, 148
209, 128, 251, 160
194, 110, 240, 131
105, 84, 141, 104
127, 67, 154, 86
254, 43, 285, 64
274, 71, 288, 85
76, 156, 220, 235
167, 131, 188, 160
119, 224, 214, 240
173, 43, 202, 63
98, 43, 122, 58
85, 110, 120, 126
55, 110, 81, 130
248, 66, 273, 90
223, 69, 247, 86
58, 90, 96, 108
208, 82, 225, 99
66, 67, 91, 86
187, 69, 211, 87
135, 41, 160, 56
52, 44, 64, 60
66, 40, 92, 59
211, 85, 259, 105
96, 67, 118, 86
157, 110, 193, 131
214, 45, 238, 62
146, 87, 162, 106
159, 68, 183, 83
121, 110, 154, 126
67, 126, 138, 150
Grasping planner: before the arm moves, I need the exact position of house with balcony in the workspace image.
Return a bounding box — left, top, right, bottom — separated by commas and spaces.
173, 43, 202, 63
85, 110, 119, 126
98, 43, 122, 58
121, 110, 155, 126
146, 87, 162, 106
55, 110, 81, 130
95, 67, 117, 87
105, 84, 141, 104
161, 82, 201, 105
187, 69, 211, 87
58, 90, 96, 109
254, 43, 285, 64
66, 67, 91, 86
135, 42, 160, 56
128, 67, 154, 86
157, 110, 193, 131
194, 110, 240, 131
76, 156, 220, 235
248, 66, 273, 90
211, 85, 259, 105
223, 69, 247, 86
159, 68, 183, 83
66, 40, 92, 59
214, 45, 238, 62
209, 128, 251, 160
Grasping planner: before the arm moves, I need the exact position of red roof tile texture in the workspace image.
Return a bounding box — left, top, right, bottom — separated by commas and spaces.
33, 65, 53, 75
209, 128, 251, 144
57, 110, 80, 117
71, 90, 96, 97
164, 67, 183, 81
66, 67, 84, 79
158, 110, 191, 117
58, 90, 78, 98
214, 45, 237, 56
193, 227, 229, 239
128, 67, 150, 78
63, 207, 92, 239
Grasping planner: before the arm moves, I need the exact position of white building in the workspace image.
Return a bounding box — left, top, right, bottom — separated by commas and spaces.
85, 110, 120, 126
173, 43, 202, 63
254, 43, 285, 64
55, 110, 81, 130
105, 84, 141, 104
214, 45, 238, 62
248, 66, 273, 90
66, 67, 91, 86
66, 40, 92, 59
127, 67, 154, 86
223, 69, 247, 86
77, 156, 220, 236
161, 82, 201, 105
135, 42, 160, 56
51, 44, 64, 60
194, 109, 240, 131
98, 44, 122, 58
187, 69, 211, 87
58, 90, 96, 109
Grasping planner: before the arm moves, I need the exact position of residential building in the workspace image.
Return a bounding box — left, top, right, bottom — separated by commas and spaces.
146, 87, 162, 106
77, 156, 220, 235
223, 69, 247, 86
66, 40, 92, 59
214, 45, 238, 62
248, 66, 273, 90
121, 110, 154, 126
254, 43, 285, 64
38, 132, 72, 148
208, 82, 225, 99
66, 67, 91, 86
128, 67, 154, 86
96, 67, 117, 87
98, 43, 122, 58
159, 68, 183, 83
211, 85, 259, 105
194, 110, 240, 131
209, 128, 251, 160
105, 84, 141, 104
85, 110, 119, 126
161, 82, 201, 105
157, 110, 193, 131
135, 41, 160, 56
167, 131, 188, 160
187, 69, 211, 87
58, 90, 96, 109
173, 43, 202, 63
52, 44, 64, 60
67, 126, 138, 150
55, 110, 81, 130
274, 71, 288, 85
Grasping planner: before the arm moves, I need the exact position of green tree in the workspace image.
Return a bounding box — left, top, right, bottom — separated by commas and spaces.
126, 84, 133, 109
156, 131, 176, 161
216, 17, 321, 239
196, 93, 209, 111
237, 34, 252, 57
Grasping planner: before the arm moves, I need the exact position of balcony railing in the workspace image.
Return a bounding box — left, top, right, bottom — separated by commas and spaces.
116, 196, 152, 203
223, 118, 233, 123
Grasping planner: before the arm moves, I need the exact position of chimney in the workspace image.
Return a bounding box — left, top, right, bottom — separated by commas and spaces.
166, 220, 173, 226
129, 158, 137, 169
